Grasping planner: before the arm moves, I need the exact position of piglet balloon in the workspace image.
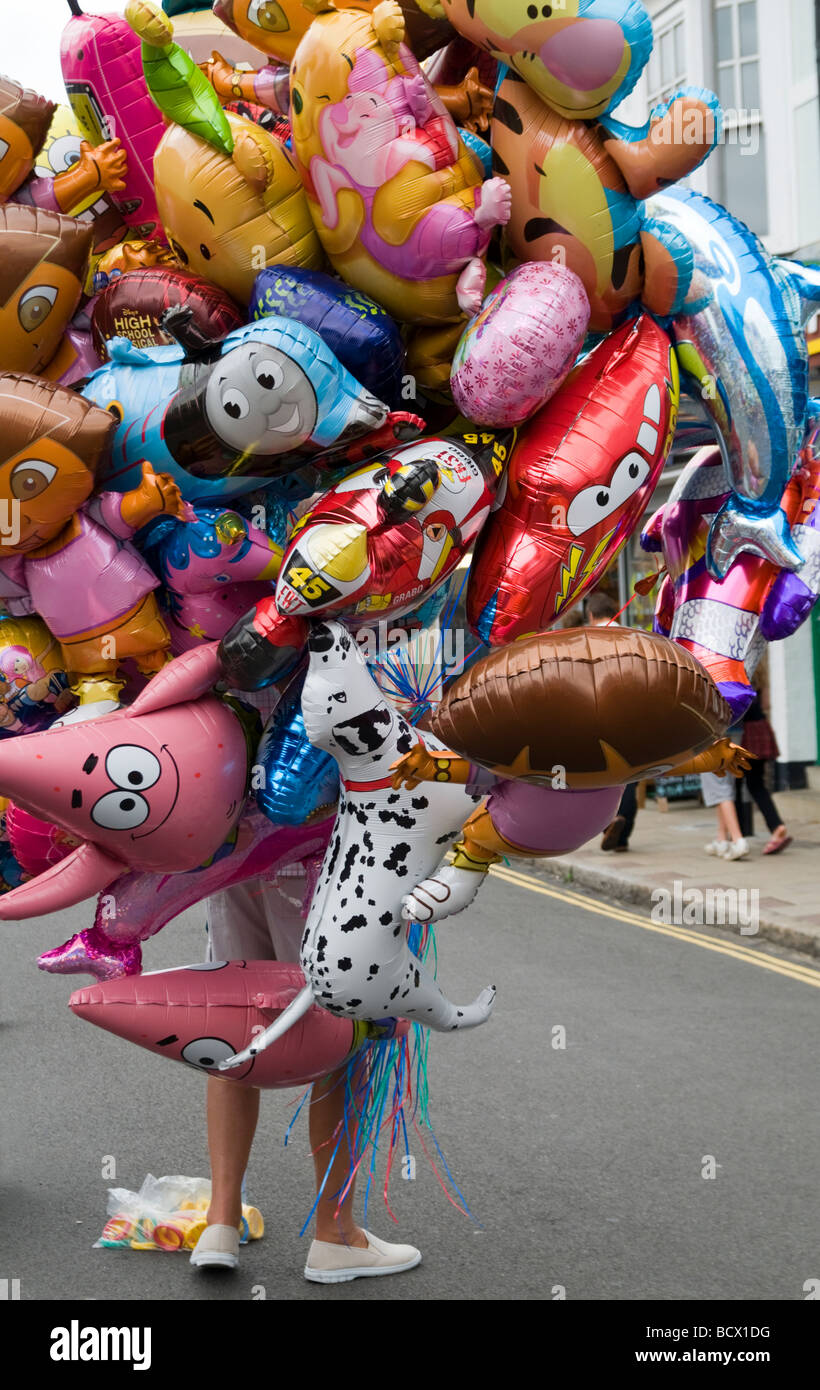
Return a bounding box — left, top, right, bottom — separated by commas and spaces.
0, 645, 250, 918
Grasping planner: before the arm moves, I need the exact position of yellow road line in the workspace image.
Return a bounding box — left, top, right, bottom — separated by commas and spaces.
489, 863, 820, 989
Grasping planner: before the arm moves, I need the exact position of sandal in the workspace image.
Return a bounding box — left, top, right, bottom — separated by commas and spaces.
763, 833, 792, 855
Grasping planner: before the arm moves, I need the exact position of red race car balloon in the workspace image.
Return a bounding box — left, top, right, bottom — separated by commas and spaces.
467, 315, 679, 645
275, 429, 513, 627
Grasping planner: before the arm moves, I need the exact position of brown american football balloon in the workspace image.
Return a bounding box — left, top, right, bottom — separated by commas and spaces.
432, 627, 732, 789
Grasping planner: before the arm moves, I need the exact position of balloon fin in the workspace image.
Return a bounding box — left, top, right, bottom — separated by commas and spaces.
0, 843, 124, 921
218, 983, 314, 1070
775, 260, 820, 326
706, 498, 803, 580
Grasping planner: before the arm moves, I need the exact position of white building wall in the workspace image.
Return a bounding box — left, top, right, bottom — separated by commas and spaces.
636, 1, 819, 767
769, 624, 818, 763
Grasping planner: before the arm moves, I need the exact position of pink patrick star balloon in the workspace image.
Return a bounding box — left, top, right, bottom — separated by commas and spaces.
0, 645, 250, 919
36, 808, 334, 982
69, 960, 408, 1088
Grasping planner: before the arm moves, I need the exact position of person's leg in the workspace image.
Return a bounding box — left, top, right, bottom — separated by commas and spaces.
309, 1064, 368, 1248
304, 1057, 422, 1282
206, 1076, 260, 1228
718, 798, 744, 843
718, 796, 749, 858
745, 761, 786, 837
617, 783, 638, 845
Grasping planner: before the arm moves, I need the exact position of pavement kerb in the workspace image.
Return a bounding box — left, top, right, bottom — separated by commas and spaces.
510, 855, 820, 961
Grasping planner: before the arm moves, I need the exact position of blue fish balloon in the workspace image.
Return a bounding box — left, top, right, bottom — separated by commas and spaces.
649, 187, 820, 578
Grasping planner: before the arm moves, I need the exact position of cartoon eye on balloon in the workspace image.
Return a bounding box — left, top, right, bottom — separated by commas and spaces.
181, 1037, 238, 1069
254, 358, 284, 390
566, 452, 652, 537
220, 388, 250, 421
10, 460, 58, 500
105, 746, 162, 791
91, 790, 151, 831
18, 284, 57, 333
248, 0, 289, 34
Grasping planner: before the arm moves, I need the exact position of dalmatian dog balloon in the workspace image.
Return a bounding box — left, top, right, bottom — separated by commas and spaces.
220, 619, 496, 1071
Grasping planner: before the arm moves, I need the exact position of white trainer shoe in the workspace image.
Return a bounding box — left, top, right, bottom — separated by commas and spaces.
705, 840, 730, 856
304, 1230, 421, 1284
722, 838, 750, 861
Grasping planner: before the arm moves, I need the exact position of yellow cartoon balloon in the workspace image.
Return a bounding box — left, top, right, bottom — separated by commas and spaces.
130, 0, 323, 303
289, 0, 510, 325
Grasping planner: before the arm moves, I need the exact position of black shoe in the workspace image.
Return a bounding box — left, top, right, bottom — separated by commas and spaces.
601, 816, 627, 851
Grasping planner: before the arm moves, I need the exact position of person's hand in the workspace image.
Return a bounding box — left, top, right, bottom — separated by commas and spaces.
121, 462, 188, 529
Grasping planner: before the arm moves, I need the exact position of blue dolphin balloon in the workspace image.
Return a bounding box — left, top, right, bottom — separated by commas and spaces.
648, 187, 820, 578
81, 310, 390, 504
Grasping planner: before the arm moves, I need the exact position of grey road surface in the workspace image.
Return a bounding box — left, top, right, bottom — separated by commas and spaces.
2, 873, 818, 1302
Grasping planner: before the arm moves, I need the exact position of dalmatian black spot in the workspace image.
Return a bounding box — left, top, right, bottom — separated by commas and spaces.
411, 795, 429, 810
378, 808, 416, 829
338, 843, 358, 884
436, 831, 456, 844
355, 884, 363, 897
383, 842, 411, 872
362, 830, 373, 851
346, 998, 361, 1007
332, 706, 392, 757
387, 793, 400, 805
326, 833, 341, 877
390, 986, 400, 1000
337, 957, 353, 971
369, 963, 379, 975
395, 727, 413, 755
340, 913, 367, 933
414, 970, 420, 987
379, 911, 392, 925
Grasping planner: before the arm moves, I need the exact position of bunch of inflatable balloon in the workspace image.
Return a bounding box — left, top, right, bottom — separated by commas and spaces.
1, 0, 819, 1111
